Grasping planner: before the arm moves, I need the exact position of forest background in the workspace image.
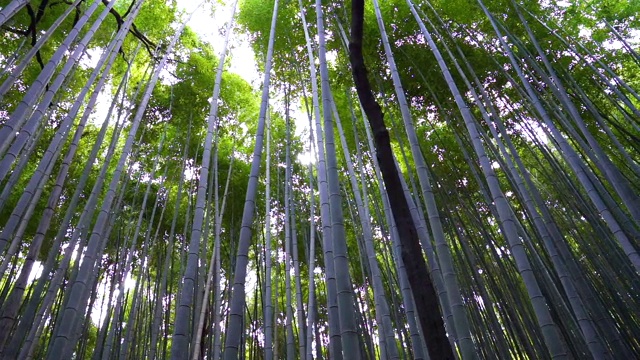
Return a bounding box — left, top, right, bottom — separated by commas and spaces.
0, 0, 639, 359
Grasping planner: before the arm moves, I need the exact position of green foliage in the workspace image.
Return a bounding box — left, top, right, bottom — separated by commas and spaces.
1, 0, 639, 358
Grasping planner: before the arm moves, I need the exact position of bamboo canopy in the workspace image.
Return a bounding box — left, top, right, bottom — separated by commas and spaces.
0, 0, 639, 358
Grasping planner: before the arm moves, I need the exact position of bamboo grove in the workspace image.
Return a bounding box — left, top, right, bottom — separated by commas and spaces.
0, 0, 638, 358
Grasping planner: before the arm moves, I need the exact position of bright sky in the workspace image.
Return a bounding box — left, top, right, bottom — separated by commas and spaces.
177, 0, 260, 85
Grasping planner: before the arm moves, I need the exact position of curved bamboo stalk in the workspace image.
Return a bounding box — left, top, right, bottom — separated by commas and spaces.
298, 1, 343, 356
263, 109, 274, 360
284, 93, 296, 360
332, 91, 397, 360
222, 1, 278, 358
315, 1, 361, 357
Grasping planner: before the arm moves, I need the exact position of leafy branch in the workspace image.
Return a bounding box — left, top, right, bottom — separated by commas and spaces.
101, 0, 157, 59
14, 0, 159, 67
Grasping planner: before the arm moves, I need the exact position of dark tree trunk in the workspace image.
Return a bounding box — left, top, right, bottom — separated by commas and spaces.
348, 1, 454, 359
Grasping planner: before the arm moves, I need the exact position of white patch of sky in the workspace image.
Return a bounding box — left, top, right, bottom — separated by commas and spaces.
80, 47, 103, 70
88, 82, 113, 125
27, 262, 44, 283
90, 270, 137, 326
177, 0, 259, 84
